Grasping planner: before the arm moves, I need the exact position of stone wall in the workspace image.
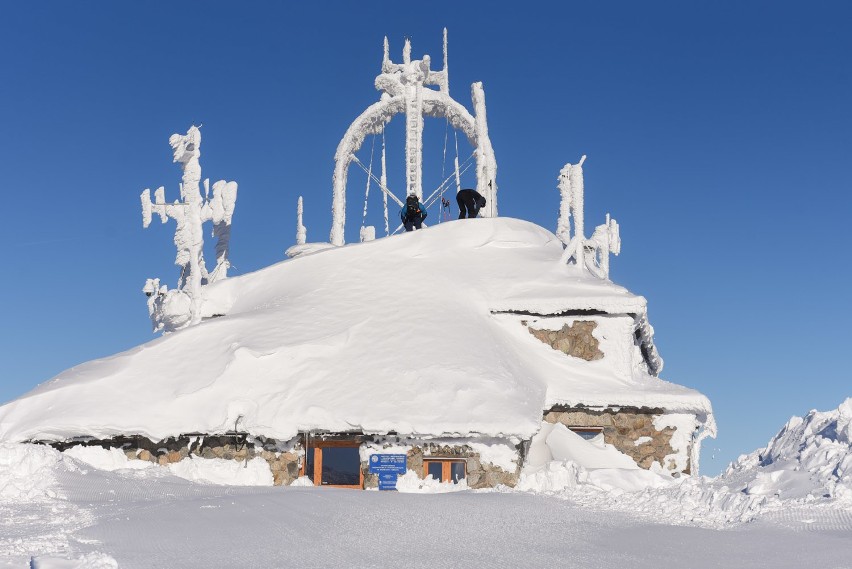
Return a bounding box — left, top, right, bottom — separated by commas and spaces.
55, 434, 523, 488
544, 407, 689, 474
56, 434, 303, 486
527, 321, 604, 361
361, 442, 519, 489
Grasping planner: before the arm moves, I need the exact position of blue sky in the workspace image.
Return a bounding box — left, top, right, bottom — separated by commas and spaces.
1, 2, 849, 475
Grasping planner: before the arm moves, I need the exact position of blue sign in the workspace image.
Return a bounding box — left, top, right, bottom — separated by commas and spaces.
369, 454, 407, 491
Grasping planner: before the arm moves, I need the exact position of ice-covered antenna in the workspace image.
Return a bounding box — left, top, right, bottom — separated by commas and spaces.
383, 36, 390, 72
403, 37, 411, 64
140, 125, 238, 330
296, 196, 307, 246
557, 155, 621, 279
558, 155, 587, 269
329, 30, 498, 244
443, 27, 449, 96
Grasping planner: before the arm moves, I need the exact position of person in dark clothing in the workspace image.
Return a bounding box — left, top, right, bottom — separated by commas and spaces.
456, 188, 486, 219
400, 194, 427, 231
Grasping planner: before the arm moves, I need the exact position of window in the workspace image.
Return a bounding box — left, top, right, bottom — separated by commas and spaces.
302, 439, 363, 489
423, 459, 466, 483
569, 427, 604, 441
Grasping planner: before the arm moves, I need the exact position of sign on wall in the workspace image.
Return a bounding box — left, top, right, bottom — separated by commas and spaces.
369, 454, 407, 491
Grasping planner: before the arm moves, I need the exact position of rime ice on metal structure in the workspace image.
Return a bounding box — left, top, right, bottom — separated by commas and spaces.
140, 125, 238, 332
330, 29, 498, 245
557, 156, 620, 280
296, 196, 307, 246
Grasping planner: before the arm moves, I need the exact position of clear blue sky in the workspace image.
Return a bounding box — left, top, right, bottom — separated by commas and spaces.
1, 2, 849, 475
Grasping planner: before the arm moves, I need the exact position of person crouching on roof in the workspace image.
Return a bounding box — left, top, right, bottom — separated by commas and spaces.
400, 194, 427, 232
456, 188, 486, 219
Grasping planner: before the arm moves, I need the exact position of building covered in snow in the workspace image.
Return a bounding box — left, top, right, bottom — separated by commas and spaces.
0, 32, 714, 490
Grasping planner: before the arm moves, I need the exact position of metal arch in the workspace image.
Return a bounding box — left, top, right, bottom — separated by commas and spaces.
330, 92, 481, 246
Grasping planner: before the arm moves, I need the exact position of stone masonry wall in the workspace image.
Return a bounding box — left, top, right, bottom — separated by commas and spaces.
527, 321, 604, 361
55, 435, 302, 486
362, 442, 519, 489
544, 408, 690, 474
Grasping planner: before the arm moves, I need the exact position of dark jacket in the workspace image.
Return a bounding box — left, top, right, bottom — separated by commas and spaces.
400, 200, 427, 222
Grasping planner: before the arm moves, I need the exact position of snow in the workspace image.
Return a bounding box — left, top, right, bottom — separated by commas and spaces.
2, 410, 852, 568
167, 457, 273, 486
730, 397, 852, 502
0, 442, 61, 501
0, 218, 711, 447
518, 399, 852, 527
62, 446, 153, 472
395, 469, 470, 493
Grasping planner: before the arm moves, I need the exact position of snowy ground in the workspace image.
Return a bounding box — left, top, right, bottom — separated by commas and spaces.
3, 400, 850, 567
2, 448, 851, 569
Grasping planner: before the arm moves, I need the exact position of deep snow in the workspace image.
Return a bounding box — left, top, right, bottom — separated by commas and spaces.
0, 218, 712, 445
2, 400, 851, 568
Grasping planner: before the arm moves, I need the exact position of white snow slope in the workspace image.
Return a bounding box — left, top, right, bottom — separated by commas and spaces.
2, 400, 851, 568
0, 218, 712, 444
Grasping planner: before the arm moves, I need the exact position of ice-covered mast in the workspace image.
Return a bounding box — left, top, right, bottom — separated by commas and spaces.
329, 29, 498, 245
557, 156, 620, 279
296, 196, 307, 245
140, 125, 238, 331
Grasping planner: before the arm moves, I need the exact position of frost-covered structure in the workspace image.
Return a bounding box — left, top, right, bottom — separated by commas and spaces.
140, 126, 238, 332
0, 218, 714, 487
330, 30, 497, 245
557, 156, 621, 280
0, 32, 714, 490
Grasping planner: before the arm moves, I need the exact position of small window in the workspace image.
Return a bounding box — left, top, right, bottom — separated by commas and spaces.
569, 427, 604, 441
423, 459, 466, 483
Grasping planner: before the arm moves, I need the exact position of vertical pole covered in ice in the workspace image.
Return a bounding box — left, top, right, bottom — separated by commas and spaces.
381, 132, 389, 236
168, 126, 204, 324
558, 155, 587, 270
571, 155, 586, 270
403, 38, 424, 200
557, 163, 573, 244
208, 180, 237, 282
296, 196, 307, 245
472, 82, 497, 217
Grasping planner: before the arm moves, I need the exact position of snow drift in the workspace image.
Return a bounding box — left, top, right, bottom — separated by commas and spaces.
518, 398, 852, 527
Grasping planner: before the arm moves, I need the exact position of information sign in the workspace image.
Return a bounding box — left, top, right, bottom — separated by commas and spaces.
369, 454, 407, 491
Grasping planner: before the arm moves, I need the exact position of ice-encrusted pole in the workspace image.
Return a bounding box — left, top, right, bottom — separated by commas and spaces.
296, 196, 307, 245
141, 125, 238, 329
472, 82, 497, 217
558, 155, 586, 269
381, 131, 389, 236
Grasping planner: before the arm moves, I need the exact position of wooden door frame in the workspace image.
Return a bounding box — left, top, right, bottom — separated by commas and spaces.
301, 438, 364, 489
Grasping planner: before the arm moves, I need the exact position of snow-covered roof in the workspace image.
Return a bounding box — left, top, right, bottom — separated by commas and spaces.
0, 218, 713, 443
